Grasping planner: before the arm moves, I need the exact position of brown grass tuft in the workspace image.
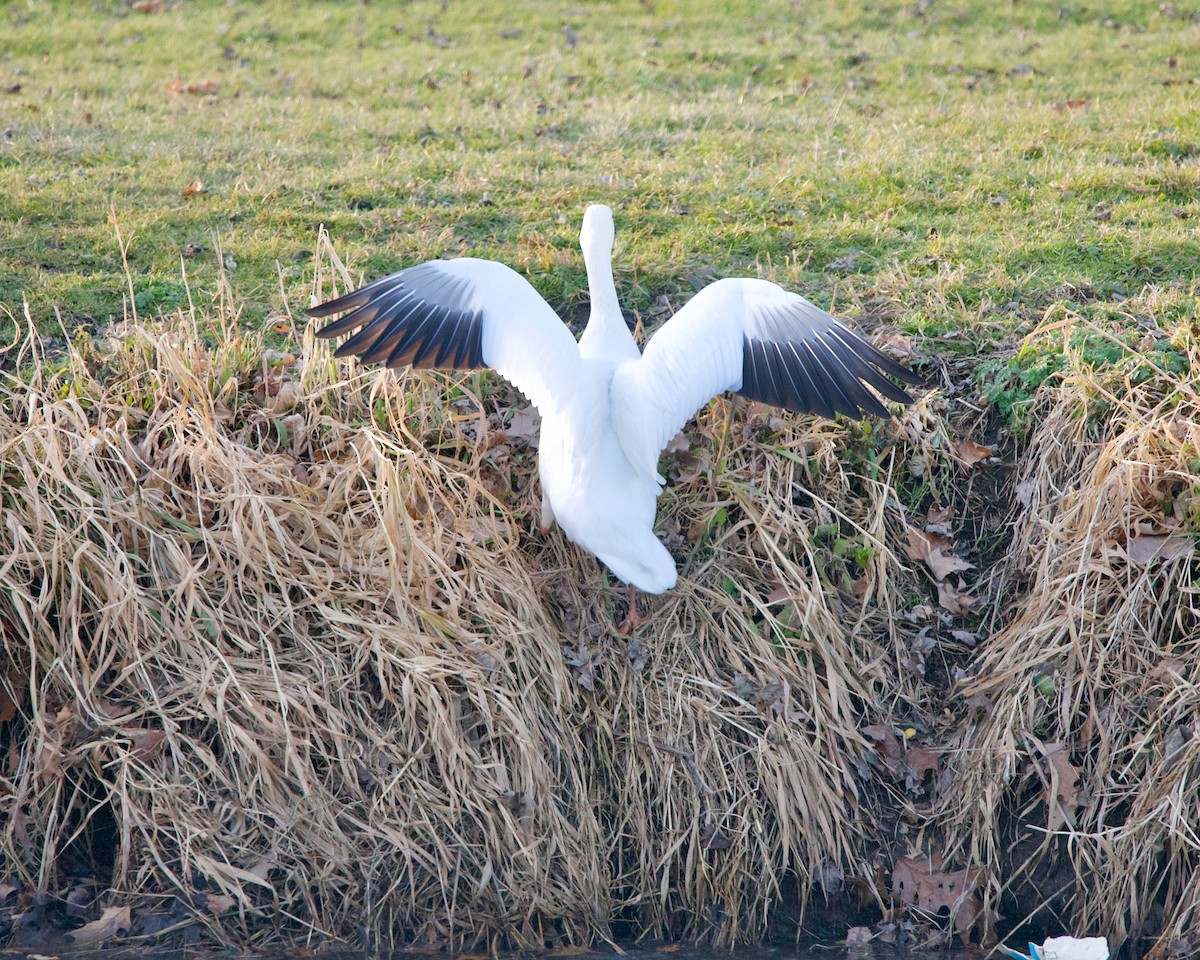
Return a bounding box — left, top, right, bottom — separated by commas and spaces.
4, 242, 1198, 956
0, 243, 939, 948
939, 329, 1200, 955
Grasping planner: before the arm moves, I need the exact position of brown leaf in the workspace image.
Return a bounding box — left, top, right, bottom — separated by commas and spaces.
166, 78, 218, 96
764, 585, 790, 605
891, 855, 990, 940
0, 669, 22, 722
903, 527, 974, 581
181, 179, 204, 197
206, 893, 236, 916
132, 0, 165, 11
503, 407, 540, 444
952, 437, 994, 467
846, 926, 874, 946
927, 503, 954, 525
662, 431, 689, 455
1127, 534, 1193, 565
878, 334, 915, 363
862, 723, 902, 775
905, 744, 940, 777
0, 881, 16, 903
937, 579, 975, 615
68, 905, 131, 944
1040, 741, 1082, 831
128, 729, 166, 761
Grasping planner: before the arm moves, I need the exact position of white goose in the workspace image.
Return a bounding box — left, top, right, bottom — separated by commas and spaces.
308, 205, 918, 628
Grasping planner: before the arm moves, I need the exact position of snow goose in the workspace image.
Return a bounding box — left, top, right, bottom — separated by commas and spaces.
308, 205, 919, 626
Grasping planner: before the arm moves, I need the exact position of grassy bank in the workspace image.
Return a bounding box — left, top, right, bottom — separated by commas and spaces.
2, 0, 1200, 956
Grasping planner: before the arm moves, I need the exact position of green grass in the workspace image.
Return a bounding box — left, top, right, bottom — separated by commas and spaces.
2, 0, 1199, 359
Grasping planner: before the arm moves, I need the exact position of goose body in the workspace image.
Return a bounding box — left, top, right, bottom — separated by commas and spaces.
307, 205, 919, 594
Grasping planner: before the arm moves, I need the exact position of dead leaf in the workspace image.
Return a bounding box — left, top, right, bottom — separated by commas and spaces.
206, 893, 236, 916
166, 78, 218, 96
132, 0, 165, 11
67, 905, 131, 944
0, 669, 21, 722
862, 723, 903, 775
905, 744, 940, 777
1127, 534, 1193, 565
128, 729, 166, 761
181, 179, 204, 197
891, 855, 991, 941
903, 527, 975, 581
1040, 741, 1082, 831
1054, 98, 1090, 111
937, 579, 975, 615
764, 585, 790, 605
927, 503, 954, 525
878, 333, 915, 363
662, 432, 689, 455
503, 407, 540, 444
0, 881, 16, 903
952, 437, 994, 467
846, 926, 874, 946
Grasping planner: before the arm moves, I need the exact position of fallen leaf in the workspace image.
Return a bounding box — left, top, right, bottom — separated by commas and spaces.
879, 333, 916, 363
132, 0, 165, 10
503, 407, 540, 444
181, 179, 204, 197
128, 729, 166, 761
905, 744, 940, 777
862, 723, 902, 775
206, 893, 236, 916
891, 855, 991, 941
927, 503, 954, 525
764, 585, 790, 605
937, 579, 975, 615
662, 431, 689, 455
903, 527, 975, 581
166, 78, 218, 95
0, 669, 21, 722
1040, 741, 1082, 831
1127, 534, 1193, 565
846, 926, 874, 946
952, 437, 994, 467
0, 881, 16, 902
67, 905, 131, 944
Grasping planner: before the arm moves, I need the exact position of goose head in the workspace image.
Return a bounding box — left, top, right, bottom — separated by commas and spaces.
580, 204, 615, 264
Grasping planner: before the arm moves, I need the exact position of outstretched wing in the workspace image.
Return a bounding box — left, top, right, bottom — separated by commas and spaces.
307, 258, 581, 416
610, 277, 920, 482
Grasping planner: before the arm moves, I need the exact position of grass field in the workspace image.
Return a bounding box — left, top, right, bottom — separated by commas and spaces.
3, 0, 1200, 956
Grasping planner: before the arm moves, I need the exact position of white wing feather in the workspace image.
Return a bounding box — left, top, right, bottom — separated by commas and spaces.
310, 258, 582, 419
610, 277, 915, 483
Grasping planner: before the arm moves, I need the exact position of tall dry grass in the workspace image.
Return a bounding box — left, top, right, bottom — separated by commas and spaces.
3, 245, 1198, 956
938, 324, 1200, 957
0, 245, 940, 948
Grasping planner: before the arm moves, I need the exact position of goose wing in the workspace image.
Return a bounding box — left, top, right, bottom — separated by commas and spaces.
610, 277, 920, 482
307, 258, 581, 416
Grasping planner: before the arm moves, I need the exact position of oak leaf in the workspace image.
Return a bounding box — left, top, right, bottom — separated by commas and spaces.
68, 905, 131, 944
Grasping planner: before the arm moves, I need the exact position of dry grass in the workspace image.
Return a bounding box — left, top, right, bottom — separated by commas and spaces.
938, 322, 1200, 956
0, 243, 940, 949
3, 240, 1199, 955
